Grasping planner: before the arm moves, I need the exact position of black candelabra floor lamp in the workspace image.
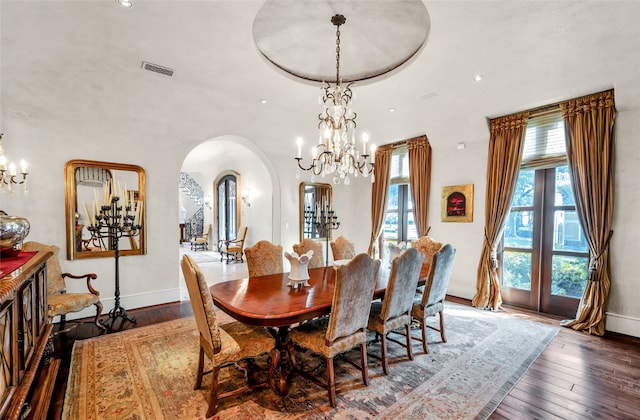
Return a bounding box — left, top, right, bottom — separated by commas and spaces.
304, 204, 340, 266
86, 186, 142, 331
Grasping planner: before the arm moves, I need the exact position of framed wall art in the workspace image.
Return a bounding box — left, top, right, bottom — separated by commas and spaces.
441, 184, 474, 222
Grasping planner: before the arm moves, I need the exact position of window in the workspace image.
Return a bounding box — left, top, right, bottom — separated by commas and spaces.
216, 173, 239, 245
380, 146, 418, 258
499, 111, 589, 317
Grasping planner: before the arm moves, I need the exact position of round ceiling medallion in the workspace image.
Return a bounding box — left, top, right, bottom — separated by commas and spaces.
252, 0, 430, 83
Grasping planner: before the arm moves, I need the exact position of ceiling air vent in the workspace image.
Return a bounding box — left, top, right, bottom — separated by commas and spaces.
141, 61, 174, 77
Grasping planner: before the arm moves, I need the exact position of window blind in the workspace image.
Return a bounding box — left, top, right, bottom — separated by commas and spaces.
389, 145, 409, 183
521, 111, 567, 169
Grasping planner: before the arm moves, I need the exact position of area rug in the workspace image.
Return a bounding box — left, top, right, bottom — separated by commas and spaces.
62, 303, 558, 419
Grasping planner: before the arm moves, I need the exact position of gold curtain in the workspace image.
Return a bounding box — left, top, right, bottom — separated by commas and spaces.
368, 145, 392, 256
472, 111, 530, 310
408, 135, 432, 237
559, 90, 615, 336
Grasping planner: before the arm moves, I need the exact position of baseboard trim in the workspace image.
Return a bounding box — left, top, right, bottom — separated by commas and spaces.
605, 311, 640, 338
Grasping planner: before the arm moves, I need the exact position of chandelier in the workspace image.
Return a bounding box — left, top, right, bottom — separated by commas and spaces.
295, 14, 376, 186
0, 133, 29, 195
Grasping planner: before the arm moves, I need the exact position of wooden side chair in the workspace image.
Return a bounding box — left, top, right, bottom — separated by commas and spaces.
190, 223, 211, 251
244, 240, 283, 277
330, 235, 355, 261
288, 253, 380, 407
219, 226, 248, 263
411, 236, 443, 276
367, 247, 425, 374
411, 244, 456, 354
180, 255, 277, 417
292, 238, 324, 268
22, 241, 106, 332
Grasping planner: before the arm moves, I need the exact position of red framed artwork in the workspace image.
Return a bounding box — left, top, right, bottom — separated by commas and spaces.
441, 184, 473, 222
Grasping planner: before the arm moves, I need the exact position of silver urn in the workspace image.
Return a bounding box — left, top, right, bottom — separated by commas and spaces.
0, 214, 30, 257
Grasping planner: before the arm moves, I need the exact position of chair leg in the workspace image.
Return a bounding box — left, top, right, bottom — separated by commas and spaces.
194, 346, 205, 390
421, 319, 429, 354
405, 324, 414, 361
206, 366, 221, 418
381, 334, 389, 375
93, 301, 106, 331
268, 348, 278, 391
327, 357, 337, 408
360, 342, 370, 386
439, 311, 447, 343
59, 315, 66, 333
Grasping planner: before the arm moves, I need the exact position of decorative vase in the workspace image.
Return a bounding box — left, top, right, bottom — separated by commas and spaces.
285, 250, 313, 289
0, 213, 31, 258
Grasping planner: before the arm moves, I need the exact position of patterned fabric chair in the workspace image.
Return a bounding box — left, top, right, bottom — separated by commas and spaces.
367, 247, 425, 374
190, 223, 211, 251
288, 253, 380, 407
292, 238, 324, 268
22, 241, 105, 331
244, 240, 283, 277
411, 244, 456, 354
411, 236, 443, 276
219, 226, 248, 263
329, 235, 355, 261
180, 255, 277, 417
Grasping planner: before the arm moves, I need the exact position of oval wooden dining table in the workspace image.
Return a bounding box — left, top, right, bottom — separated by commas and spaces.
209, 264, 429, 395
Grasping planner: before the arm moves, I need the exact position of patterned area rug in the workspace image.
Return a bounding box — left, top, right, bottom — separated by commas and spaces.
62, 303, 558, 419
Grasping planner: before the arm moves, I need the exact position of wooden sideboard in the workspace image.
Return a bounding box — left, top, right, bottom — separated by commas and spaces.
0, 251, 54, 420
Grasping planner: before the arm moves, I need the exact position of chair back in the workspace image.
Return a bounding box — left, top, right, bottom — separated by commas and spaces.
202, 224, 212, 237
330, 236, 355, 261
380, 248, 425, 322
244, 240, 283, 277
412, 236, 443, 274
181, 255, 222, 354
326, 253, 380, 342
293, 238, 324, 268
421, 244, 456, 308
22, 241, 66, 295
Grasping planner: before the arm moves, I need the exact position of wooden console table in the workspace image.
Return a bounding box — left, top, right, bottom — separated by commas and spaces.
0, 251, 54, 420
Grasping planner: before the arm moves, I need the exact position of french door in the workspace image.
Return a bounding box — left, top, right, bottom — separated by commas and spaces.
499, 165, 589, 317
216, 174, 238, 245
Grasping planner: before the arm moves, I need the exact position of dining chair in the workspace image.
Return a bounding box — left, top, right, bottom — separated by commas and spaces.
190, 223, 211, 251
219, 225, 248, 263
330, 235, 355, 261
22, 241, 106, 333
411, 236, 443, 276
180, 255, 277, 417
287, 253, 381, 407
410, 243, 456, 354
367, 247, 425, 374
244, 240, 283, 277
292, 238, 324, 268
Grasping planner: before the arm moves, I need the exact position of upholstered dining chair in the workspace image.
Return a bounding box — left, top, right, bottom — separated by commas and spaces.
367, 247, 425, 374
330, 235, 355, 261
411, 236, 443, 276
219, 226, 248, 263
244, 240, 283, 277
180, 255, 277, 417
22, 241, 106, 332
410, 243, 456, 354
190, 223, 211, 251
287, 253, 381, 407
292, 238, 324, 268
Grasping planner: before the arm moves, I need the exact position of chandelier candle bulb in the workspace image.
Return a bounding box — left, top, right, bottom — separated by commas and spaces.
9, 163, 16, 176
296, 137, 303, 158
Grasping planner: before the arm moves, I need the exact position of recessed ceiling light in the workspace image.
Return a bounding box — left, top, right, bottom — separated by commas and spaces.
116, 0, 133, 8
389, 108, 396, 112
260, 99, 268, 104
474, 74, 483, 82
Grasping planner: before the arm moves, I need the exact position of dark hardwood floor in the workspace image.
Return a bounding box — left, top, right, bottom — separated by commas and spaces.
48, 298, 640, 419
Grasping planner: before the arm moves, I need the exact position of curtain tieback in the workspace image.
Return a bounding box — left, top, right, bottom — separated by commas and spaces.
587, 229, 614, 282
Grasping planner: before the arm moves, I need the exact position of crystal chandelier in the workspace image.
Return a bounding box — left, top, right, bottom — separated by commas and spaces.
0, 133, 29, 195
295, 14, 376, 186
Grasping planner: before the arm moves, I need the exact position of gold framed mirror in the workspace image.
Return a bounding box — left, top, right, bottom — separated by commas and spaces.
65, 160, 146, 260
299, 182, 332, 241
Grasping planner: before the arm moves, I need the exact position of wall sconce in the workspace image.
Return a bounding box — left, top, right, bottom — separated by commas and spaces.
241, 188, 251, 207
204, 194, 212, 209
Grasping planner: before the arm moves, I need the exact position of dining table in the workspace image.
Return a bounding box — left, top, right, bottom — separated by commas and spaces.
209, 263, 430, 395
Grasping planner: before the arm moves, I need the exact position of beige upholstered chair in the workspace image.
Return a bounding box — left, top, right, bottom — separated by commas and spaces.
411, 244, 456, 354
367, 247, 425, 374
292, 238, 324, 268
190, 223, 211, 251
411, 236, 443, 275
219, 226, 248, 263
329, 235, 355, 261
181, 255, 277, 417
288, 253, 381, 407
244, 240, 283, 277
22, 241, 105, 331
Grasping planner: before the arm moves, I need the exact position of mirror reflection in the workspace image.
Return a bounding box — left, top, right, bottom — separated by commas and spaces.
65, 160, 146, 260
299, 182, 332, 241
